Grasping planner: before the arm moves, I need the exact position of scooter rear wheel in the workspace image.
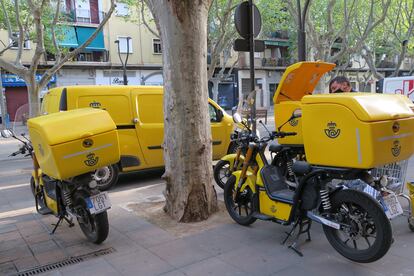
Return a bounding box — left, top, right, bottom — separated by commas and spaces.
74, 192, 109, 244
323, 189, 392, 263
224, 175, 257, 226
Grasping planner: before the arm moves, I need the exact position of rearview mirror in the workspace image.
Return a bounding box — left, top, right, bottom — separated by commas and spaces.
233, 113, 242, 124
292, 108, 302, 119
0, 129, 13, 138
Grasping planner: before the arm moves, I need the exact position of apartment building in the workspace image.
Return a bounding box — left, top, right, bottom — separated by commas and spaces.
0, 0, 163, 120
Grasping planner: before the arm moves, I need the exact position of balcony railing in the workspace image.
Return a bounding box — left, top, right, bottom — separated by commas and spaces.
47, 50, 109, 63
262, 57, 291, 67
61, 9, 104, 24
377, 60, 397, 69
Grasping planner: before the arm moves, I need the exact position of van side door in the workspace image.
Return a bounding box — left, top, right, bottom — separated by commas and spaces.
131, 89, 164, 167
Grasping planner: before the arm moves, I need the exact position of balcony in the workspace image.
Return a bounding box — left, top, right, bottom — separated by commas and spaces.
61, 9, 104, 25
47, 50, 109, 63
262, 57, 291, 67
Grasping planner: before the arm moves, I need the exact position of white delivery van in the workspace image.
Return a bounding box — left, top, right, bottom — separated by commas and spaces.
381, 76, 414, 101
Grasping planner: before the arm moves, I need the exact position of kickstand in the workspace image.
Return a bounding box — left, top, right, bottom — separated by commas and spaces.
50, 215, 75, 235
281, 217, 312, 257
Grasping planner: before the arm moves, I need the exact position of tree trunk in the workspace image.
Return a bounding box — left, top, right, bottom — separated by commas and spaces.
26, 79, 41, 118
148, 0, 217, 222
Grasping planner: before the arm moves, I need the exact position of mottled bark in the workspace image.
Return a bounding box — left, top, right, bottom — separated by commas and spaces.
146, 0, 217, 222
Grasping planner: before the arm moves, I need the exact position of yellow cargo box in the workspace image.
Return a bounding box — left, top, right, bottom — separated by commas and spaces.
302, 93, 414, 168
273, 61, 336, 145
28, 108, 120, 180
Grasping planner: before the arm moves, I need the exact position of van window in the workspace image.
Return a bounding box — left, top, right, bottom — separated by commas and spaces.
138, 94, 163, 124
77, 95, 132, 125
209, 104, 219, 122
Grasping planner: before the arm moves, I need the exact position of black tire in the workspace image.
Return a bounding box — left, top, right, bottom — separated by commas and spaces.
30, 176, 35, 196
323, 189, 392, 263
224, 175, 257, 226
74, 192, 109, 244
214, 160, 232, 189
94, 165, 119, 191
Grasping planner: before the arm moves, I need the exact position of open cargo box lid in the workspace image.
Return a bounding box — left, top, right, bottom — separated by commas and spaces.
27, 108, 116, 145
273, 61, 336, 104
302, 93, 414, 122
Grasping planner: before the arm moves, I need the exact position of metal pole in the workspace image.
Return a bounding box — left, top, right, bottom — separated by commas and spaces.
249, 0, 256, 135
297, 0, 311, 61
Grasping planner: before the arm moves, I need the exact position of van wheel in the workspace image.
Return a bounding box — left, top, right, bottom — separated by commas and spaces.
93, 165, 119, 191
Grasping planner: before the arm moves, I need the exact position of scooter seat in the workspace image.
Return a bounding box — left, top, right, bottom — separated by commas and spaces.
269, 143, 283, 153
270, 189, 295, 204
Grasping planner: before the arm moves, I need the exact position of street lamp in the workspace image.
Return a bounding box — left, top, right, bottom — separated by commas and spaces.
114, 36, 131, 85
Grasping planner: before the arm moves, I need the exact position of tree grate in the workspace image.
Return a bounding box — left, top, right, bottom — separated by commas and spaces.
14, 247, 116, 276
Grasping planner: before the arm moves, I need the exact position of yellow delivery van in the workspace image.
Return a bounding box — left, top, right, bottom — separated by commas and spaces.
41, 85, 235, 190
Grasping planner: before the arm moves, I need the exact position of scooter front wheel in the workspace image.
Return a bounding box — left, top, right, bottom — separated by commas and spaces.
214, 160, 232, 189
74, 192, 109, 244
323, 189, 392, 263
224, 175, 257, 226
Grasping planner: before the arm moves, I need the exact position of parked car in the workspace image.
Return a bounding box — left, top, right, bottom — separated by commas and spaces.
41, 85, 235, 190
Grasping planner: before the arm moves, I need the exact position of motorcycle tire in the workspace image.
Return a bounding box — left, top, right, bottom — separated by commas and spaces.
224, 175, 257, 226
214, 160, 231, 189
74, 192, 109, 244
94, 165, 119, 191
30, 176, 35, 196
323, 189, 392, 263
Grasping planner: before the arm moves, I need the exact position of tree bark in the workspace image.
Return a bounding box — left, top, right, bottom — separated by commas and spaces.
146, 0, 217, 222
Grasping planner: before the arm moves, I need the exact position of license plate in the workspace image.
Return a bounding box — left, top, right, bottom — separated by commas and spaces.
86, 192, 111, 214
381, 193, 403, 219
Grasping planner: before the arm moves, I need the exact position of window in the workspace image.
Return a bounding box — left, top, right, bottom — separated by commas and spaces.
153, 39, 162, 54
115, 3, 129, 16
10, 33, 30, 49
209, 104, 218, 122
117, 36, 133, 53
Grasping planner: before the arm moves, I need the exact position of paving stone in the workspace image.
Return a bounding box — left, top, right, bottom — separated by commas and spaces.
13, 255, 39, 272
0, 237, 27, 252
0, 244, 33, 263
148, 239, 214, 268
182, 228, 247, 256
217, 245, 301, 275
179, 256, 248, 276
35, 249, 67, 265
30, 240, 60, 255
59, 258, 117, 276
105, 247, 173, 276
0, 223, 17, 234
0, 261, 17, 275
23, 232, 52, 245
125, 224, 177, 248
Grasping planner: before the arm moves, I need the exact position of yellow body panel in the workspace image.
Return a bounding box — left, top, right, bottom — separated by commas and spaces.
273, 61, 336, 104
42, 86, 233, 170
302, 94, 414, 168
274, 101, 303, 145
44, 193, 59, 214
221, 153, 245, 170
259, 191, 292, 221
28, 109, 120, 180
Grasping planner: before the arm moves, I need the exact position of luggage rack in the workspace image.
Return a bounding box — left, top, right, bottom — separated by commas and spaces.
371, 159, 414, 230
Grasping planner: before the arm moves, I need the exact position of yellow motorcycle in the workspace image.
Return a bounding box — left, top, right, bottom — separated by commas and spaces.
1, 108, 120, 244
224, 113, 393, 263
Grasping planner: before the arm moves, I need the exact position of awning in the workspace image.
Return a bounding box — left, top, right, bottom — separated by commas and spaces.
1, 74, 56, 87
264, 40, 290, 47
75, 27, 105, 51
56, 26, 78, 48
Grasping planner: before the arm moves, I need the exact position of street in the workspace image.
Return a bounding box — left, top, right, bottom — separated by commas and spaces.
1, 133, 414, 276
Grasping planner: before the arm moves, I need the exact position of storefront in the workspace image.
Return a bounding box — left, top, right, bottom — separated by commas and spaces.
1, 73, 56, 121
95, 69, 163, 86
